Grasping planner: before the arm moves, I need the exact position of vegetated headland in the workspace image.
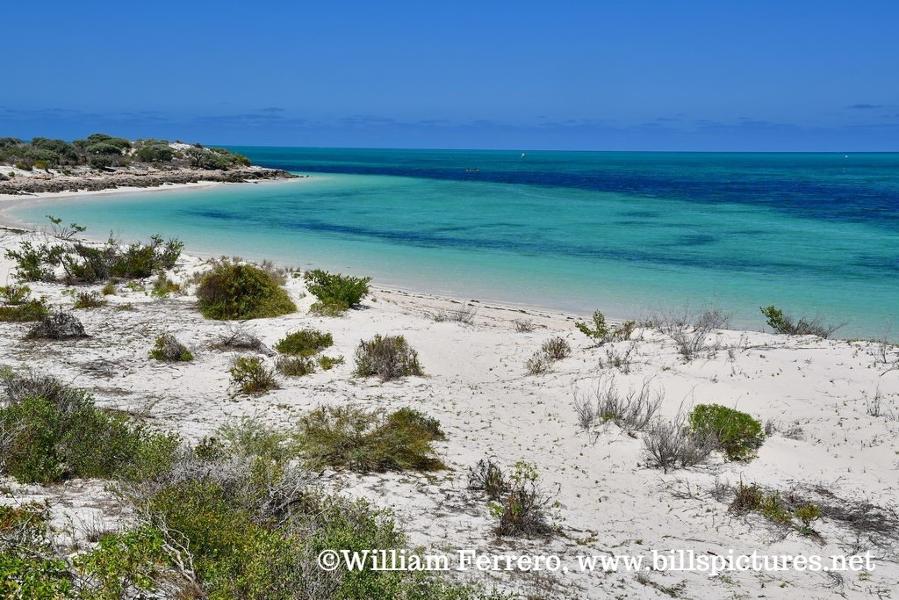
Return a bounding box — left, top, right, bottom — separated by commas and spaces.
0, 133, 295, 195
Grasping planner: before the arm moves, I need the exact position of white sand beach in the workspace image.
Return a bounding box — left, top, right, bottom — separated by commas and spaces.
1, 219, 897, 599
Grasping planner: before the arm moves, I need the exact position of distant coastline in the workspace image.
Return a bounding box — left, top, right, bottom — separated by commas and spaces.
0, 134, 296, 196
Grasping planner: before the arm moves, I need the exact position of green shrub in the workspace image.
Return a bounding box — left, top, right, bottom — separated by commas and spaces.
73, 525, 173, 597
184, 146, 249, 170
0, 412, 499, 599
489, 462, 556, 538
145, 479, 291, 595
83, 134, 132, 151
576, 310, 610, 342
109, 236, 183, 279
73, 291, 106, 309
216, 418, 292, 463
303, 269, 370, 315
275, 355, 315, 377
795, 503, 822, 529
0, 551, 73, 599
574, 313, 635, 345
0, 503, 73, 600
196, 261, 296, 320
134, 143, 175, 163
101, 281, 117, 295
274, 328, 333, 356
354, 334, 423, 381
688, 404, 764, 461
729, 481, 794, 527
0, 502, 48, 534
4, 221, 182, 285
149, 334, 193, 362
0, 284, 31, 305
139, 469, 482, 599
4, 240, 56, 281
728, 480, 765, 514
230, 356, 278, 394
0, 299, 48, 322
316, 355, 345, 370
150, 273, 181, 298
760, 305, 841, 338
0, 374, 179, 484
295, 406, 445, 472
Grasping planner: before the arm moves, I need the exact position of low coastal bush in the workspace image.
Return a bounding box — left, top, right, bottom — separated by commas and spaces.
26, 311, 87, 340
729, 482, 791, 525
4, 240, 55, 281
134, 141, 175, 163
149, 334, 193, 362
196, 261, 296, 320
0, 502, 75, 598
4, 219, 183, 285
0, 299, 48, 322
275, 355, 315, 377
526, 336, 571, 375
467, 459, 507, 502
0, 284, 48, 322
525, 352, 551, 375
303, 269, 370, 315
185, 146, 250, 170
295, 405, 445, 472
316, 354, 345, 370
274, 328, 333, 356
575, 310, 637, 345
213, 325, 274, 355
0, 284, 31, 305
150, 273, 181, 298
728, 481, 822, 534
688, 404, 764, 461
576, 310, 610, 342
487, 462, 556, 538
0, 373, 179, 484
541, 336, 571, 360
760, 305, 842, 338
0, 418, 497, 600
110, 236, 183, 279
229, 356, 278, 395
0, 134, 254, 175
354, 334, 423, 380
73, 291, 106, 309
512, 318, 536, 333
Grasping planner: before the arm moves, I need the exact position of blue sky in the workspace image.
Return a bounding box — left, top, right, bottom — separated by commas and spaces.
2, 0, 897, 150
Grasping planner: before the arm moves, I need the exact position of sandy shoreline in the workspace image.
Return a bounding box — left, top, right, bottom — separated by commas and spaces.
0, 174, 311, 224
0, 178, 593, 326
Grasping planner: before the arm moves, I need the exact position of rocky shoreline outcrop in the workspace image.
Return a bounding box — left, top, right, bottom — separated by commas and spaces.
0, 165, 297, 195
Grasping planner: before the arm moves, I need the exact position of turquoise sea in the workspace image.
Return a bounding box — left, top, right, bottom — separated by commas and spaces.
8, 149, 899, 337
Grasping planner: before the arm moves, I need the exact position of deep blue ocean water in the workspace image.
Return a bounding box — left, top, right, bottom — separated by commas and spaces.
9, 149, 899, 337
